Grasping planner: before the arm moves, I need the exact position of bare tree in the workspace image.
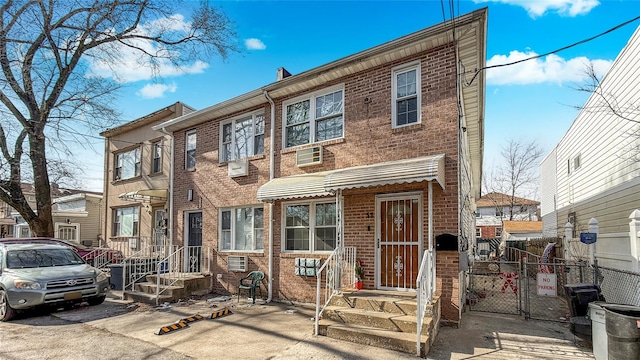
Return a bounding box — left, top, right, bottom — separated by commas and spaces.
572, 61, 640, 162
0, 0, 236, 236
485, 139, 544, 220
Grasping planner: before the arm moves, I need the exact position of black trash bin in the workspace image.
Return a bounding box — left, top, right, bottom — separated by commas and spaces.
602, 303, 640, 360
564, 283, 604, 341
108, 264, 124, 290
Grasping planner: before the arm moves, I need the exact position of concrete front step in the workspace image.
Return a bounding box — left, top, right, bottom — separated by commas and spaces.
318, 320, 429, 357
124, 273, 211, 305
323, 305, 432, 334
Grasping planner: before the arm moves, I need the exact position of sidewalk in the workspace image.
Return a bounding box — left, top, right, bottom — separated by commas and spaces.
53, 293, 594, 359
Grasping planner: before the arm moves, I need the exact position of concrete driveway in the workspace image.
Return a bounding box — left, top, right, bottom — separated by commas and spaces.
39, 293, 594, 359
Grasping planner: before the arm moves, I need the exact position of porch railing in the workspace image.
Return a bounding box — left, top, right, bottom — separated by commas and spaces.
416, 249, 435, 357
154, 245, 210, 305
315, 246, 357, 336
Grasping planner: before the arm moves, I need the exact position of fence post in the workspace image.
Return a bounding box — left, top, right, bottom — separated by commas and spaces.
629, 210, 640, 272
588, 218, 599, 266
564, 222, 573, 261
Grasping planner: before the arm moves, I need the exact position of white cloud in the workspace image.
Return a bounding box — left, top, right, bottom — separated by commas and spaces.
245, 38, 266, 50
137, 83, 177, 99
85, 15, 209, 83
486, 50, 612, 86
475, 0, 600, 17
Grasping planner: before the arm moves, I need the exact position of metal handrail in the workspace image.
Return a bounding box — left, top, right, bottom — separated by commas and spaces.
315, 247, 356, 336
415, 249, 435, 357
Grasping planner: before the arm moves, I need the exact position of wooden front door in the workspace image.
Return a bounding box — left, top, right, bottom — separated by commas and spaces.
377, 194, 422, 290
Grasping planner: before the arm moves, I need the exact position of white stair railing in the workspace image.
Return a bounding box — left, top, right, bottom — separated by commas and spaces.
416, 249, 435, 357
315, 246, 356, 336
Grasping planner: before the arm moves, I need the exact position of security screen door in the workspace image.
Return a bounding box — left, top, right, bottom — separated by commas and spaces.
377, 194, 422, 290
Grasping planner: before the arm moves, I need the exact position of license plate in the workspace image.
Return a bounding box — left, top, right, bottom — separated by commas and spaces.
64, 292, 82, 300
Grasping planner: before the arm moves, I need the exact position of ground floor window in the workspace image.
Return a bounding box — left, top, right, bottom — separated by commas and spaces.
113, 207, 139, 237
284, 200, 336, 252
56, 223, 79, 242
220, 206, 264, 251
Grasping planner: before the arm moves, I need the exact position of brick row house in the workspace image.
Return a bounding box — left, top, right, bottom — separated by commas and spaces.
98, 9, 487, 325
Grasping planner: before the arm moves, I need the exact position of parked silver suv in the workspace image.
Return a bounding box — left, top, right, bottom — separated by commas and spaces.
0, 242, 110, 321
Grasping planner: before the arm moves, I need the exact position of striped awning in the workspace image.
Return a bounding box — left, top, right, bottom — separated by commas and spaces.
257, 154, 445, 202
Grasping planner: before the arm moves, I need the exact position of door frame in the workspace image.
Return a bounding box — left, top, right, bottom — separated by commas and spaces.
375, 191, 424, 290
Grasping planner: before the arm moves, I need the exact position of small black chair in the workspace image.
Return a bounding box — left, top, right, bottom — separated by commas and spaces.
238, 271, 265, 304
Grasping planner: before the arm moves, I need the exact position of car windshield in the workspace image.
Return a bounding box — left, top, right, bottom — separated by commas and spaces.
6, 249, 85, 269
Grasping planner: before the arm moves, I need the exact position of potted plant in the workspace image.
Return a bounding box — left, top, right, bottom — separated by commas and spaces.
354, 260, 364, 290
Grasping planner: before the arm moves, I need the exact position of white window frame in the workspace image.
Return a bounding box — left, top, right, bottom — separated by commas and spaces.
220, 112, 265, 162
55, 222, 80, 242
573, 154, 581, 171
391, 61, 422, 128
282, 199, 337, 254
475, 227, 482, 238
151, 140, 162, 174
114, 147, 141, 181
282, 84, 344, 149
495, 227, 503, 237
219, 206, 264, 252
185, 130, 197, 170
112, 206, 139, 237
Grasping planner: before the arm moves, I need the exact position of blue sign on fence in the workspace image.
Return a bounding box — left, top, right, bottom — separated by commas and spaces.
580, 232, 597, 244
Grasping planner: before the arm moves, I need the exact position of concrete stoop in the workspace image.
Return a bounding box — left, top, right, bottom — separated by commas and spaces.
318, 290, 441, 357
123, 273, 211, 305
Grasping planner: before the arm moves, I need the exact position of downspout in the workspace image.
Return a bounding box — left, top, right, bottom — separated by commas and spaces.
159, 127, 174, 250
103, 137, 110, 247
264, 90, 276, 303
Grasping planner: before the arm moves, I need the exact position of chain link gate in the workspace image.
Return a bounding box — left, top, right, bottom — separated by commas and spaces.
468, 260, 522, 315
468, 259, 572, 322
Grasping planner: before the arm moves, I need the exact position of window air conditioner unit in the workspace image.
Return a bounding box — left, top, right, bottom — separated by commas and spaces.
228, 255, 248, 272
296, 145, 322, 167
228, 159, 248, 178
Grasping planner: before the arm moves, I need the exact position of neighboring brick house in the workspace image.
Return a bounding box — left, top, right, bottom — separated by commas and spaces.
475, 192, 540, 239
100, 102, 194, 256
153, 9, 486, 324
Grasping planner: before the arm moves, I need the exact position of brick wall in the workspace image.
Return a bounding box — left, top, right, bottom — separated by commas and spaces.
170, 42, 463, 304
435, 251, 461, 325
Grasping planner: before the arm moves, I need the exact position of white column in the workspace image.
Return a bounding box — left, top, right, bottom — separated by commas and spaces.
588, 218, 599, 265
629, 210, 640, 272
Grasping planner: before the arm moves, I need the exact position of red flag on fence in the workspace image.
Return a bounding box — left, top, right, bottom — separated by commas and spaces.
539, 242, 556, 273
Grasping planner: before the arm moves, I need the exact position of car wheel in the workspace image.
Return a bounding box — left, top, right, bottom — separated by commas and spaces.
87, 295, 106, 306
0, 289, 16, 322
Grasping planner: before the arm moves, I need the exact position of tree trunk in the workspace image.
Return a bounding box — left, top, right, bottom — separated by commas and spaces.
30, 132, 54, 237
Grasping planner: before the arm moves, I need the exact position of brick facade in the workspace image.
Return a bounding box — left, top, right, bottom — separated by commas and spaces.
159, 6, 489, 323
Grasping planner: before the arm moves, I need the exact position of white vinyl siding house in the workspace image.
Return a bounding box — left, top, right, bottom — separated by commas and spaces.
540, 25, 640, 271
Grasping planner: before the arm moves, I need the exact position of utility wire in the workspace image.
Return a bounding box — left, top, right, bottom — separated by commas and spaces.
465, 14, 640, 86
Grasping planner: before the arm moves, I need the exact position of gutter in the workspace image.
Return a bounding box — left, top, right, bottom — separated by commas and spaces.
264, 90, 276, 303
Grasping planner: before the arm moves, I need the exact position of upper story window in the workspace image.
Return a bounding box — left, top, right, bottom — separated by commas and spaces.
283, 200, 336, 253
185, 130, 196, 170
475, 227, 481, 238
220, 206, 264, 251
114, 147, 141, 181
283, 85, 344, 148
495, 227, 503, 237
151, 140, 162, 174
573, 155, 581, 171
392, 62, 421, 128
221, 113, 264, 162
112, 207, 139, 237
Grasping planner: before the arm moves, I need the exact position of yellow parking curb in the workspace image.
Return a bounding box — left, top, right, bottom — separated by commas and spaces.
154, 320, 189, 335
210, 308, 232, 319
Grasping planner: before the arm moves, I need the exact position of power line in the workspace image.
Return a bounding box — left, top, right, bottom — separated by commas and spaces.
464, 14, 640, 86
